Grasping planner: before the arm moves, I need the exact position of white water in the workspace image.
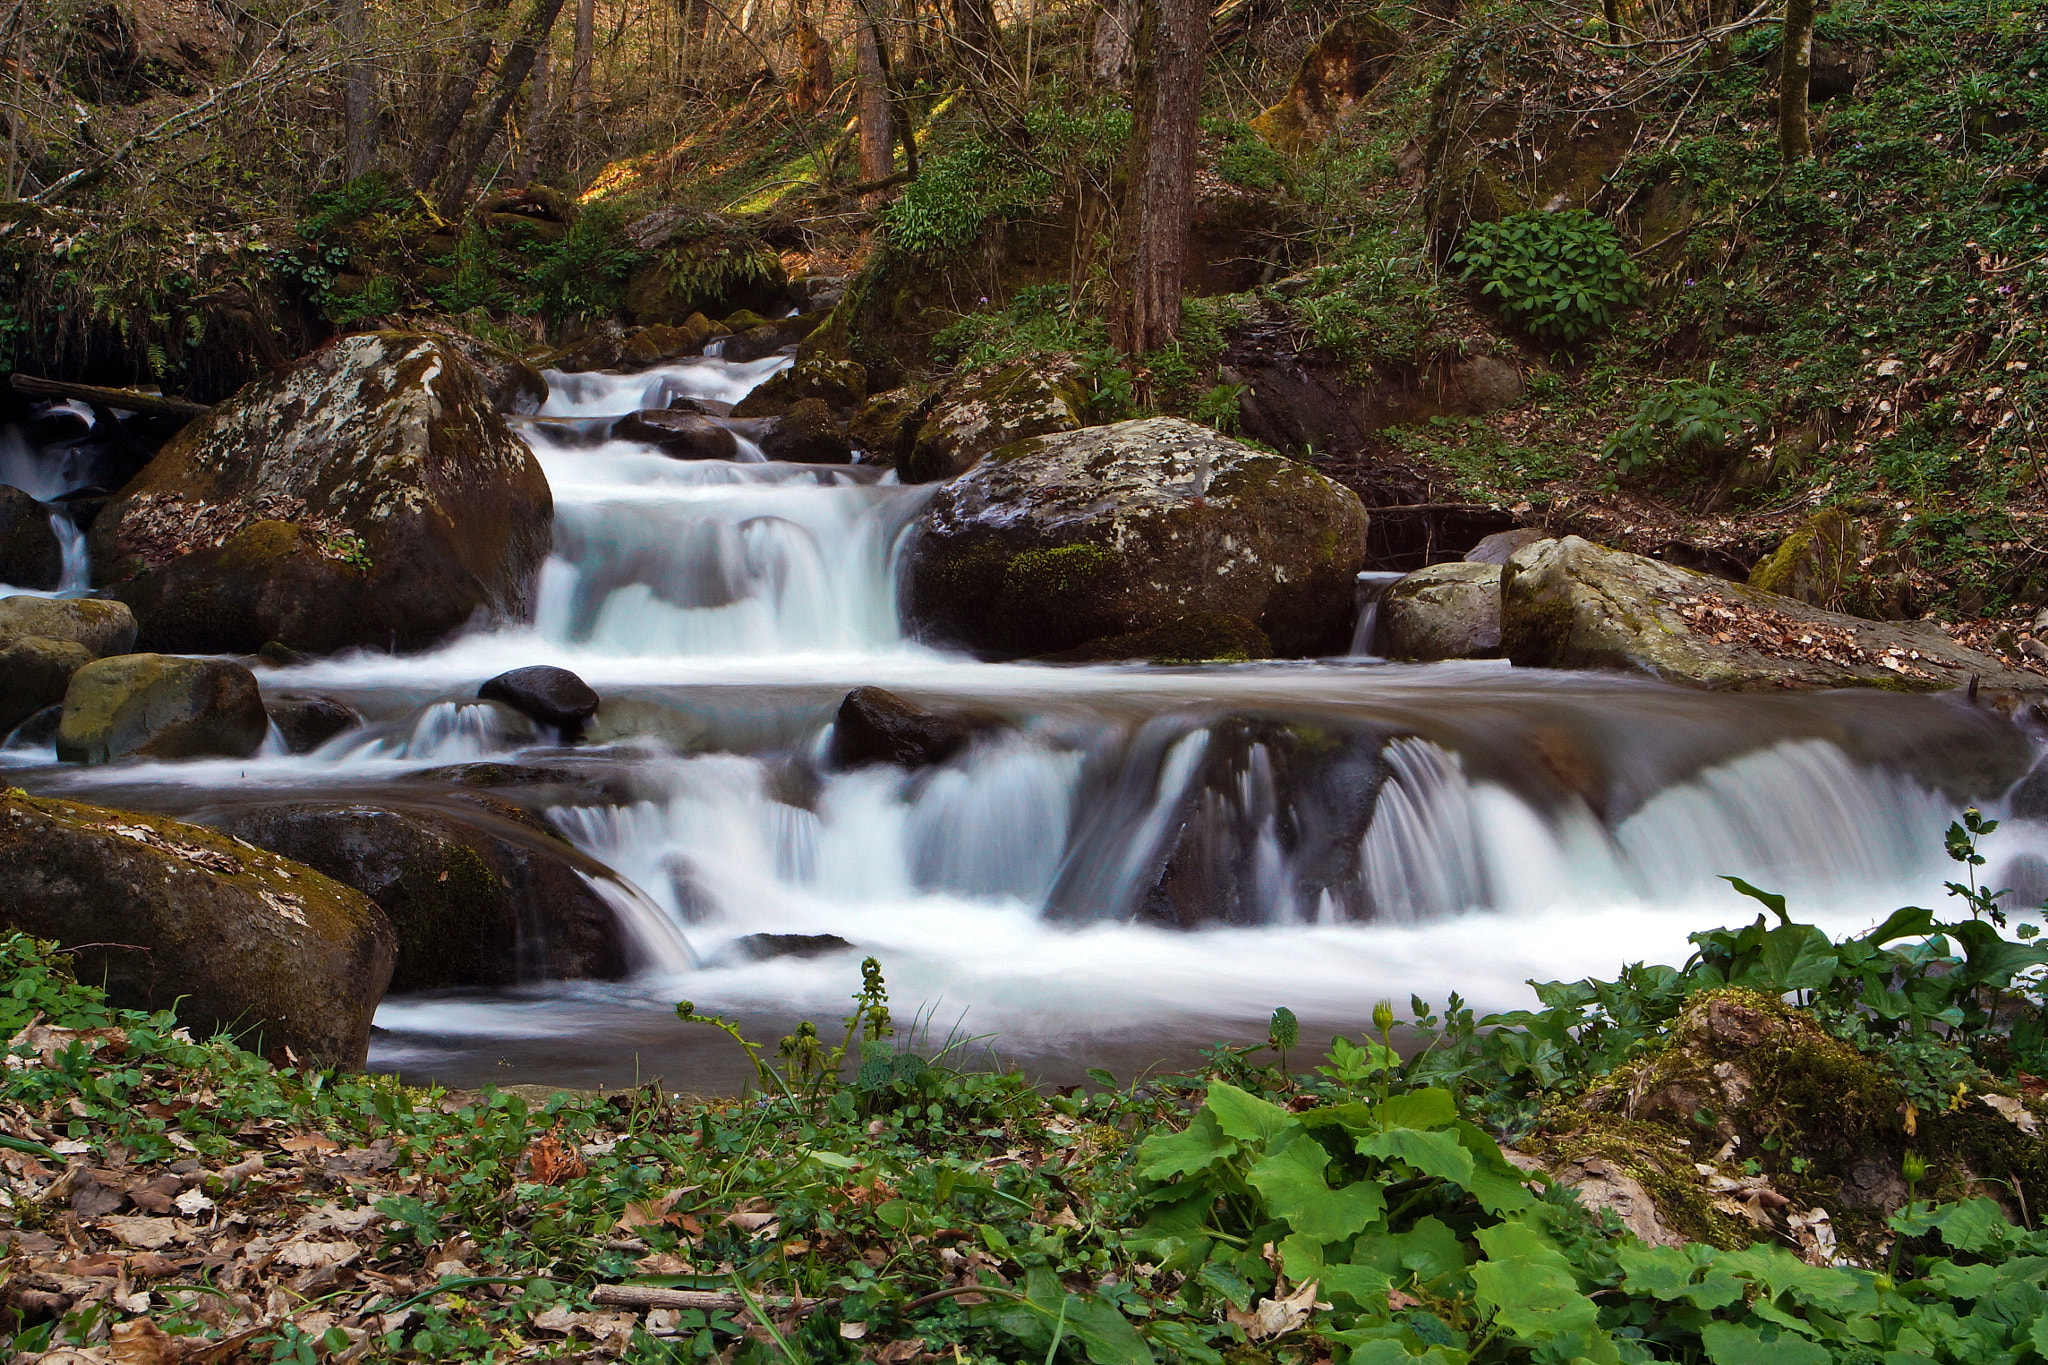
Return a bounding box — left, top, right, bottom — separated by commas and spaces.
9, 353, 2044, 1084
0, 422, 91, 595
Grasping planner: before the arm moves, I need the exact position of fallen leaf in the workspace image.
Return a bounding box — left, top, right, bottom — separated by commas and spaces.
101, 1216, 179, 1250
1226, 1279, 1323, 1341
875, 1339, 924, 1364
1981, 1093, 2041, 1135
108, 1318, 179, 1365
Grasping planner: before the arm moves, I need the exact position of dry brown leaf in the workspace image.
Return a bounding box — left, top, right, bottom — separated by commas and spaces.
100, 1216, 180, 1250
108, 1318, 181, 1365
1981, 1093, 2041, 1135
1226, 1279, 1324, 1341
874, 1338, 925, 1364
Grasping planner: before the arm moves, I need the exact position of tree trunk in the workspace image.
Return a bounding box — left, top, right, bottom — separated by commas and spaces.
436, 0, 571, 216
337, 0, 376, 178
855, 21, 893, 192
1778, 0, 1814, 160
570, 0, 595, 160
409, 0, 512, 190
1110, 0, 1204, 355
949, 0, 998, 91
1090, 0, 1135, 84
516, 42, 552, 180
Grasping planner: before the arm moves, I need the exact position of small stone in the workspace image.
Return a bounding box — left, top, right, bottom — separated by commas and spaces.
828, 686, 973, 769
267, 694, 363, 754
478, 665, 601, 735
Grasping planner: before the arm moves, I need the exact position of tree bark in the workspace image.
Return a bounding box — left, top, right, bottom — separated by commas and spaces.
949, 0, 998, 91
1778, 0, 1814, 160
337, 0, 376, 178
516, 42, 552, 180
435, 0, 571, 216
409, 0, 512, 190
1110, 0, 1204, 355
855, 21, 893, 192
1089, 0, 1135, 84
791, 17, 833, 111
570, 0, 595, 159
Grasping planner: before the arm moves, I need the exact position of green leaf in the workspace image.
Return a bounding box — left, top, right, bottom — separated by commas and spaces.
1357, 1126, 1474, 1187
1248, 1132, 1387, 1242
1374, 1088, 1459, 1132
1615, 1243, 1743, 1310
1206, 1081, 1297, 1146
1470, 1220, 1609, 1356
1136, 1108, 1233, 1181
1699, 1322, 1830, 1365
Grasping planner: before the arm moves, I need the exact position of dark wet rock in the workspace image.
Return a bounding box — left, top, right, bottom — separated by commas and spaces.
1381, 562, 1502, 661
719, 932, 857, 963
1040, 611, 1272, 663
789, 275, 851, 313
0, 635, 94, 735
731, 357, 869, 418
848, 387, 919, 464
90, 332, 553, 657
479, 665, 601, 736
210, 801, 628, 991
1464, 527, 1550, 565
427, 331, 549, 414
905, 417, 1370, 660
1502, 535, 2041, 694
266, 693, 362, 754
612, 409, 741, 460
7, 703, 61, 747
57, 654, 268, 763
411, 761, 580, 788
760, 399, 852, 464
901, 358, 1086, 485
829, 686, 974, 769
720, 311, 826, 364
0, 595, 136, 658
0, 790, 394, 1069
0, 485, 62, 589
257, 639, 311, 667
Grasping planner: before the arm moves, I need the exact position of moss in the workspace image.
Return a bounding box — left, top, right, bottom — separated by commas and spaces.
1040, 612, 1273, 664
1002, 544, 1118, 601
387, 841, 500, 993
1521, 1118, 1753, 1249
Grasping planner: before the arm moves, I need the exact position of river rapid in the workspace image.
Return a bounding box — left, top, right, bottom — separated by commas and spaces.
5, 353, 2044, 1093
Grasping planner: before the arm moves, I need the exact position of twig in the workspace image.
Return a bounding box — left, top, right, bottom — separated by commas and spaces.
591, 1285, 830, 1313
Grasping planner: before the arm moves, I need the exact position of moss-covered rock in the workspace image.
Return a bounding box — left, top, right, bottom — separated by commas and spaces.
904, 417, 1370, 659
56, 653, 269, 763
732, 356, 870, 418
90, 332, 553, 656
1501, 535, 2041, 694
0, 635, 93, 735
760, 399, 851, 464
0, 485, 62, 590
0, 790, 394, 1068
209, 800, 628, 992
900, 357, 1087, 485
0, 595, 136, 658
621, 210, 787, 325
1249, 15, 1402, 152
425, 329, 549, 414
720, 311, 828, 364
849, 387, 921, 464
1748, 508, 1917, 620
1380, 561, 1502, 660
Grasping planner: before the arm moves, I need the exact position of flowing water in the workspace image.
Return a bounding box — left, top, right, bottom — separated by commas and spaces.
5, 354, 2045, 1092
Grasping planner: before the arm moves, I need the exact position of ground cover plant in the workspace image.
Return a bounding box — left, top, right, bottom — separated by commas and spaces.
4, 817, 2048, 1363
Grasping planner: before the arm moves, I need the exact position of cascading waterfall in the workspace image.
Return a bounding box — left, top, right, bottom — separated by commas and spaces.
11, 345, 2044, 1086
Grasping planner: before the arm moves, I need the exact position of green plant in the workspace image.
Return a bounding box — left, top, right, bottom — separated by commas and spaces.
1600, 375, 1766, 476
1452, 210, 1642, 342
1204, 118, 1289, 193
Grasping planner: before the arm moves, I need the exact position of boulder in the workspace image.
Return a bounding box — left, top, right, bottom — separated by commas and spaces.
425, 330, 549, 414
621, 211, 787, 324
1249, 15, 1402, 152
1464, 527, 1550, 565
210, 801, 629, 991
267, 693, 363, 754
731, 357, 869, 418
900, 358, 1086, 485
720, 311, 827, 364
1501, 535, 2040, 693
760, 399, 852, 464
56, 654, 269, 763
611, 409, 740, 460
904, 417, 1370, 659
0, 485, 62, 589
789, 275, 851, 312
0, 595, 137, 658
1380, 562, 1502, 661
478, 665, 600, 736
0, 635, 94, 735
0, 790, 393, 1069
849, 387, 919, 464
7, 703, 61, 748
717, 932, 857, 964
1747, 508, 1914, 618
89, 332, 553, 655
829, 686, 974, 769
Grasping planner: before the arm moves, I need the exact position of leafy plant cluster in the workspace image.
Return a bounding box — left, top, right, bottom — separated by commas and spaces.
1203, 118, 1290, 193
1600, 375, 1767, 478
881, 141, 1053, 261
1278, 226, 1447, 373
1452, 210, 1641, 343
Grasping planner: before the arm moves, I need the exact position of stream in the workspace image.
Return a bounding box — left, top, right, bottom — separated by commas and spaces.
5, 352, 2045, 1094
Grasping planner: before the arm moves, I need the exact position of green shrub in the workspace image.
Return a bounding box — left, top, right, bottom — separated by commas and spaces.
1601, 375, 1765, 476
1452, 210, 1642, 342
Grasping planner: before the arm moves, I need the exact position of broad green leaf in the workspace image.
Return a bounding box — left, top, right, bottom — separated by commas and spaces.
1699, 1321, 1829, 1365
1375, 1088, 1458, 1132
1248, 1132, 1387, 1242
1349, 1217, 1468, 1285
1615, 1242, 1742, 1311
1136, 1108, 1233, 1181
1357, 1126, 1474, 1187
1451, 1122, 1537, 1214
1922, 1259, 2006, 1300
1206, 1081, 1297, 1146
1470, 1220, 1607, 1355
1340, 1339, 1469, 1365
1717, 1243, 1859, 1306
1754, 924, 1842, 992
1893, 1196, 2017, 1255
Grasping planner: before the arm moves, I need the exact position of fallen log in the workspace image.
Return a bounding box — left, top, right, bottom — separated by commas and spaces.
9, 373, 211, 422
591, 1284, 830, 1314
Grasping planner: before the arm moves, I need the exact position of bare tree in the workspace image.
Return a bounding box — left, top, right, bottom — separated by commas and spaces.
1110, 0, 1205, 354
1778, 0, 1814, 160
437, 0, 572, 214
570, 0, 595, 159
411, 0, 514, 189
336, 0, 376, 177
855, 17, 893, 190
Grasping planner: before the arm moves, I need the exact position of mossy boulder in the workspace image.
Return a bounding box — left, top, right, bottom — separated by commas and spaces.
1249, 15, 1402, 152
90, 332, 553, 656
1501, 535, 2041, 694
760, 399, 852, 464
56, 653, 269, 763
1381, 561, 1503, 660
210, 800, 628, 992
900, 358, 1087, 485
0, 485, 62, 590
904, 417, 1370, 659
0, 635, 94, 736
0, 790, 394, 1069
0, 595, 136, 658
621, 210, 787, 325
849, 387, 920, 464
720, 311, 826, 364
732, 356, 870, 418
1749, 508, 1916, 620
426, 330, 549, 414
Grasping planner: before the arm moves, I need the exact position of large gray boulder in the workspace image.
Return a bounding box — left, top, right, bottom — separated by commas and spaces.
89, 332, 553, 655
0, 595, 136, 658
904, 417, 1370, 659
0, 790, 394, 1069
210, 800, 629, 992
56, 654, 269, 763
1381, 562, 1503, 661
1501, 535, 2038, 693
0, 635, 94, 735
0, 485, 62, 589
900, 358, 1086, 484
